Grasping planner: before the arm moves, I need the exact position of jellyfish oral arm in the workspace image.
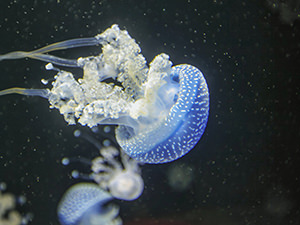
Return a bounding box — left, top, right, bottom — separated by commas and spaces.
0, 25, 172, 130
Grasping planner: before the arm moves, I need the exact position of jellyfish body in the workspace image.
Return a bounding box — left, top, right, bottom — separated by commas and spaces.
116, 64, 209, 163
57, 183, 121, 225
72, 129, 144, 201
0, 24, 209, 164
91, 146, 144, 201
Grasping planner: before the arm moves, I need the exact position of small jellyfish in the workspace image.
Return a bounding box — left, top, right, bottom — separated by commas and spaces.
0, 182, 30, 225
0, 24, 209, 164
70, 129, 144, 201
167, 163, 194, 192
57, 183, 122, 225
91, 145, 144, 201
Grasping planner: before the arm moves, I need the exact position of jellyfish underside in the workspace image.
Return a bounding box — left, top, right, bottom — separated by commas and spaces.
91, 146, 144, 201
0, 24, 210, 164
73, 129, 144, 201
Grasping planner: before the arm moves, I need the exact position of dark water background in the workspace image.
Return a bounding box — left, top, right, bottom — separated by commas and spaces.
0, 0, 299, 224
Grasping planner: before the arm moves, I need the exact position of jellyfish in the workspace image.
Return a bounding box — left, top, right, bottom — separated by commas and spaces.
0, 190, 22, 225
0, 182, 30, 225
167, 163, 194, 192
57, 183, 122, 225
91, 145, 144, 201
68, 129, 144, 201
0, 24, 210, 164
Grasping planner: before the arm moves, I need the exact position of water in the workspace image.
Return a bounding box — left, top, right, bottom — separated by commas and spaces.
0, 0, 299, 224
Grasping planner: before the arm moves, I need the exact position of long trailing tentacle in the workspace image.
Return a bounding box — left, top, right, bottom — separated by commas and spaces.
29, 37, 102, 54
0, 37, 104, 67
0, 87, 50, 99
28, 53, 79, 67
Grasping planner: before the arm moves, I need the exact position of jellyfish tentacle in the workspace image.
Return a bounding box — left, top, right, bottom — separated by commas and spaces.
30, 37, 102, 54
92, 157, 115, 174
28, 53, 79, 67
0, 37, 102, 62
120, 150, 141, 173
0, 87, 50, 99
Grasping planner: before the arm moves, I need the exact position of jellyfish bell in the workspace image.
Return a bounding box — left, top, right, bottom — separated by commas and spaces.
57, 183, 121, 225
116, 63, 209, 163
0, 24, 209, 164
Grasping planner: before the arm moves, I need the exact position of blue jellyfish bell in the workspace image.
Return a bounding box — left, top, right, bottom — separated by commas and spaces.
57, 183, 121, 225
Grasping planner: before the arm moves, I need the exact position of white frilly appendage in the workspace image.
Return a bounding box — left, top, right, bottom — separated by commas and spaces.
47, 24, 175, 134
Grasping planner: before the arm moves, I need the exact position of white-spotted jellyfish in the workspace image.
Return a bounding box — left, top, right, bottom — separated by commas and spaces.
69, 129, 144, 201
0, 24, 209, 164
91, 145, 144, 201
57, 183, 122, 225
